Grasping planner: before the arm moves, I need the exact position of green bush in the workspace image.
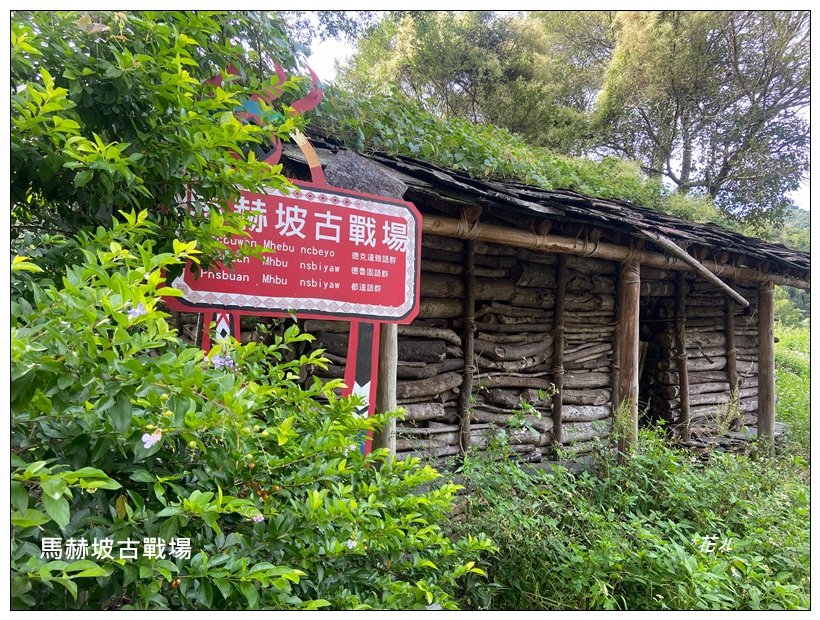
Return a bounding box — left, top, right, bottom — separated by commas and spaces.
11, 212, 493, 610
450, 431, 809, 610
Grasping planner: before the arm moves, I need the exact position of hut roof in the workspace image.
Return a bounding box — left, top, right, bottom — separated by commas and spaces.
282, 140, 810, 288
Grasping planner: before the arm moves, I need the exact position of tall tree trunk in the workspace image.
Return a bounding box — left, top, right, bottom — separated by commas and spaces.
679, 113, 693, 193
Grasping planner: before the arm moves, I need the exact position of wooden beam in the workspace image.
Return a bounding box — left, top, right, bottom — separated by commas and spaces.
676, 271, 691, 436
551, 254, 567, 451
373, 323, 397, 457
757, 280, 775, 446
617, 258, 641, 452
422, 215, 810, 290
459, 239, 476, 453
637, 230, 749, 308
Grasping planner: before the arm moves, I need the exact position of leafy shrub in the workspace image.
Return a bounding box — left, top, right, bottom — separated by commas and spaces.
774, 325, 810, 457
11, 11, 307, 266
11, 213, 493, 610
450, 430, 809, 610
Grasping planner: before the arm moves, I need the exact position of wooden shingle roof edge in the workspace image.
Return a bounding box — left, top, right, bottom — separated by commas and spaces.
282, 139, 810, 288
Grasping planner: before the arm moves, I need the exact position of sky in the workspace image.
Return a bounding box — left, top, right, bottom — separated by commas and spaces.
306, 29, 810, 213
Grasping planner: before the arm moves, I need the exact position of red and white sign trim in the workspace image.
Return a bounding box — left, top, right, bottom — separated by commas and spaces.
166, 181, 422, 324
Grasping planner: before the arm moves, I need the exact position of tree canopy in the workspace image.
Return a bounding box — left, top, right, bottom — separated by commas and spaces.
338, 10, 809, 226
11, 11, 308, 263
594, 11, 809, 223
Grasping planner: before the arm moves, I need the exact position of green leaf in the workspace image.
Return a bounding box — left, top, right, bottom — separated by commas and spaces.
129, 470, 155, 483
213, 577, 232, 600
65, 560, 109, 578
238, 581, 259, 608
156, 505, 184, 517
52, 577, 78, 600
301, 599, 331, 610
74, 169, 93, 188
42, 494, 71, 529
11, 481, 29, 512
65, 467, 121, 490
110, 390, 132, 434
277, 416, 295, 446
41, 477, 67, 500
11, 509, 50, 528
199, 580, 214, 607
11, 256, 43, 273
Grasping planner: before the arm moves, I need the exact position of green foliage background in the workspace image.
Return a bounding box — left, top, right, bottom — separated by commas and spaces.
11, 215, 493, 610
10, 10, 811, 612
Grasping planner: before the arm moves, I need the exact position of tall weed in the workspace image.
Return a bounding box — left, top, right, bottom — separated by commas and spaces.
451, 429, 809, 610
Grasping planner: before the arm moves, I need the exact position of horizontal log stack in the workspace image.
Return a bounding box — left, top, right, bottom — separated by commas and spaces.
301, 235, 762, 461
639, 270, 760, 434
303, 235, 621, 464
637, 267, 678, 424
557, 256, 616, 458
470, 240, 557, 463
413, 235, 558, 463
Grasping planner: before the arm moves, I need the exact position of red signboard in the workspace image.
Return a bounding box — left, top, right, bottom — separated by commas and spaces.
165, 181, 421, 323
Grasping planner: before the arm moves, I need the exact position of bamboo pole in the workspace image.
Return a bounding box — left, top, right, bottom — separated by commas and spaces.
757, 280, 775, 446
459, 239, 476, 453
373, 323, 397, 456
422, 215, 809, 290
638, 230, 749, 308
552, 255, 566, 449
617, 258, 640, 452
676, 271, 691, 435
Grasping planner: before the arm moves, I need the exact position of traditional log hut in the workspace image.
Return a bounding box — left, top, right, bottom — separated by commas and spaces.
178, 139, 810, 466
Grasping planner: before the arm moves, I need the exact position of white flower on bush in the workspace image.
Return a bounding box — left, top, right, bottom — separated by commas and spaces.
141, 428, 162, 449
127, 303, 147, 320
211, 354, 237, 370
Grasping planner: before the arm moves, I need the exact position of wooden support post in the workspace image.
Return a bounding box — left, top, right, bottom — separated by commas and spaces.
551, 254, 566, 452
757, 280, 775, 446
459, 239, 476, 453
725, 296, 739, 431
373, 323, 397, 456
617, 258, 640, 452
676, 271, 691, 436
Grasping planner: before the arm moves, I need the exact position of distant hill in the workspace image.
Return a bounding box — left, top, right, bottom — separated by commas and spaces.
769, 205, 810, 253
783, 204, 810, 231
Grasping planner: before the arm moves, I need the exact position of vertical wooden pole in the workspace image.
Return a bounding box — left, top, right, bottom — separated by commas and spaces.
725, 296, 739, 430
757, 280, 775, 445
373, 323, 397, 456
617, 258, 640, 452
675, 271, 690, 436
551, 254, 567, 451
459, 239, 476, 453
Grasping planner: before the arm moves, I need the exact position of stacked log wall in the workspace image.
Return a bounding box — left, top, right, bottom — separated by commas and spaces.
641, 270, 760, 432
305, 235, 618, 464
557, 255, 616, 458
171, 241, 761, 460
638, 266, 677, 423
